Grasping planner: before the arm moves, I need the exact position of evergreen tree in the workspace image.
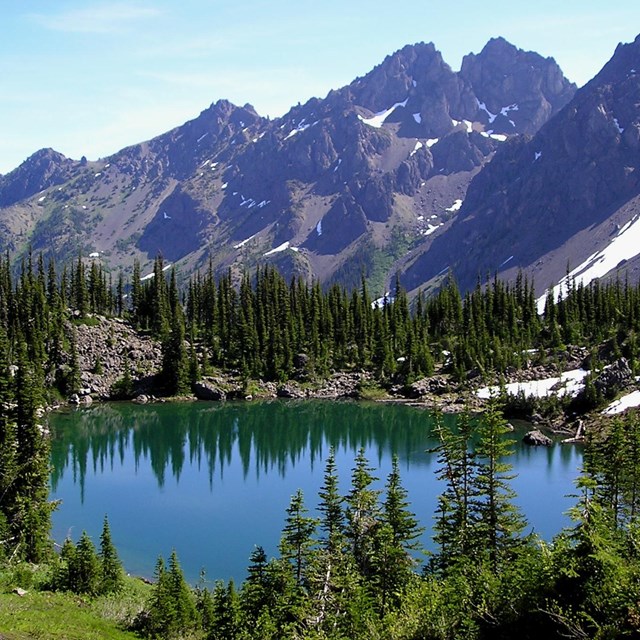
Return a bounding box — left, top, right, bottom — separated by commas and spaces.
431, 411, 477, 572
317, 447, 344, 556
71, 531, 101, 595
208, 580, 241, 640
473, 400, 527, 572
12, 340, 52, 562
145, 550, 196, 638
345, 448, 381, 577
279, 489, 317, 587
99, 515, 124, 594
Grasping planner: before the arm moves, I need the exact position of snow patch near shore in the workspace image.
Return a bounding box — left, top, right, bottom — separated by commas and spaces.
477, 369, 589, 400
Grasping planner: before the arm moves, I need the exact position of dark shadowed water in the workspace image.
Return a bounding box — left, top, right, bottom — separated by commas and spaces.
49, 400, 582, 584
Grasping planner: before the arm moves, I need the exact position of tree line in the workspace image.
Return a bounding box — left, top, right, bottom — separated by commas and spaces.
2, 251, 640, 398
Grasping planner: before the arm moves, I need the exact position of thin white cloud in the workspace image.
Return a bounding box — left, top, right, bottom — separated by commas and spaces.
28, 3, 162, 35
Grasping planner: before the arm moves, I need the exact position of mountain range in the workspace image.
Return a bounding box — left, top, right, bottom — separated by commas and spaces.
1, 34, 638, 299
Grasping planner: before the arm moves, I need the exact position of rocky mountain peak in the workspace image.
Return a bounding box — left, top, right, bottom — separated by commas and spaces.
460, 37, 576, 135
0, 147, 75, 207
401, 32, 640, 296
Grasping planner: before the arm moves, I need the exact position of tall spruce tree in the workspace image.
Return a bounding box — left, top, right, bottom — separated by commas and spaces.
473, 400, 526, 572
279, 489, 317, 587
99, 515, 124, 594
345, 448, 381, 577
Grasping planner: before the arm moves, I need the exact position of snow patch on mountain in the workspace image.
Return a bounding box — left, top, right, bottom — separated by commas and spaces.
285, 118, 318, 140
603, 390, 640, 415
422, 223, 442, 236
476, 99, 497, 123
358, 98, 409, 128
264, 241, 295, 256
141, 263, 172, 282
445, 199, 463, 212
536, 215, 640, 313
480, 131, 507, 141
234, 234, 257, 249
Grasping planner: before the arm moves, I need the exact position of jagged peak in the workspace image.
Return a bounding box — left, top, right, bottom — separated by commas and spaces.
583, 32, 640, 88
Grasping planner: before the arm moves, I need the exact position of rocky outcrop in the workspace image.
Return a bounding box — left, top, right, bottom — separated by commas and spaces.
315, 372, 373, 398
67, 316, 162, 399
403, 34, 640, 294
460, 37, 576, 135
0, 148, 77, 207
523, 429, 553, 446
594, 357, 633, 397
193, 379, 228, 401
405, 376, 451, 398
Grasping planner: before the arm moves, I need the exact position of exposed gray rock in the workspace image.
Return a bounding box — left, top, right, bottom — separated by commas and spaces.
277, 383, 306, 399
193, 379, 227, 401
61, 316, 163, 400
405, 376, 450, 398
523, 429, 552, 446
594, 357, 633, 397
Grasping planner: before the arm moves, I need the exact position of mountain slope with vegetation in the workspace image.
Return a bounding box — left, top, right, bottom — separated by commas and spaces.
0, 36, 577, 296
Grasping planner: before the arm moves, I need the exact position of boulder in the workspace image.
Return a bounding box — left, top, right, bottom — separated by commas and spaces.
193, 380, 226, 401
523, 429, 552, 447
277, 383, 305, 399
594, 358, 633, 398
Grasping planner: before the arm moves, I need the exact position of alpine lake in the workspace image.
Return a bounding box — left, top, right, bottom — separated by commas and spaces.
49, 400, 583, 585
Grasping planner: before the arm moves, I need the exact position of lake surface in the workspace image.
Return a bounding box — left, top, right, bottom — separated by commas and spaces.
49, 400, 583, 584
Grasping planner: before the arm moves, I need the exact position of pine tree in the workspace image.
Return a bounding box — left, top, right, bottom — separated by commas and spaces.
209, 580, 241, 640
345, 448, 381, 577
383, 455, 423, 557
71, 531, 101, 595
162, 303, 190, 396
12, 339, 52, 562
99, 515, 124, 594
167, 549, 197, 634
317, 447, 344, 555
146, 551, 196, 638
473, 400, 527, 572
241, 546, 271, 626
279, 489, 317, 587
431, 411, 478, 572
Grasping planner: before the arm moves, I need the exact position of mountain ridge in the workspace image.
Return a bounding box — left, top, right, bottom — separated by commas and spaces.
7, 34, 634, 300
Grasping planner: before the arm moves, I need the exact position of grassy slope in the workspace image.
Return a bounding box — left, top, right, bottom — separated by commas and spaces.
0, 571, 149, 640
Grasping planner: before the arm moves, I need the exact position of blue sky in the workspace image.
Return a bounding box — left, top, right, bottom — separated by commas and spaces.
1, 0, 639, 174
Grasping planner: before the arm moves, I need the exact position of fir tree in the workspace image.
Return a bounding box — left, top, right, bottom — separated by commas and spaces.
473, 400, 527, 572
279, 489, 317, 587
345, 448, 381, 577
99, 515, 124, 594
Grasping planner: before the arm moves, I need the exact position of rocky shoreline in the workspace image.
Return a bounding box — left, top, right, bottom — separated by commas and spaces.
55, 315, 634, 446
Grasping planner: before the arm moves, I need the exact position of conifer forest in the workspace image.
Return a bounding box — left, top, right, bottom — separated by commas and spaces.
2, 252, 640, 638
